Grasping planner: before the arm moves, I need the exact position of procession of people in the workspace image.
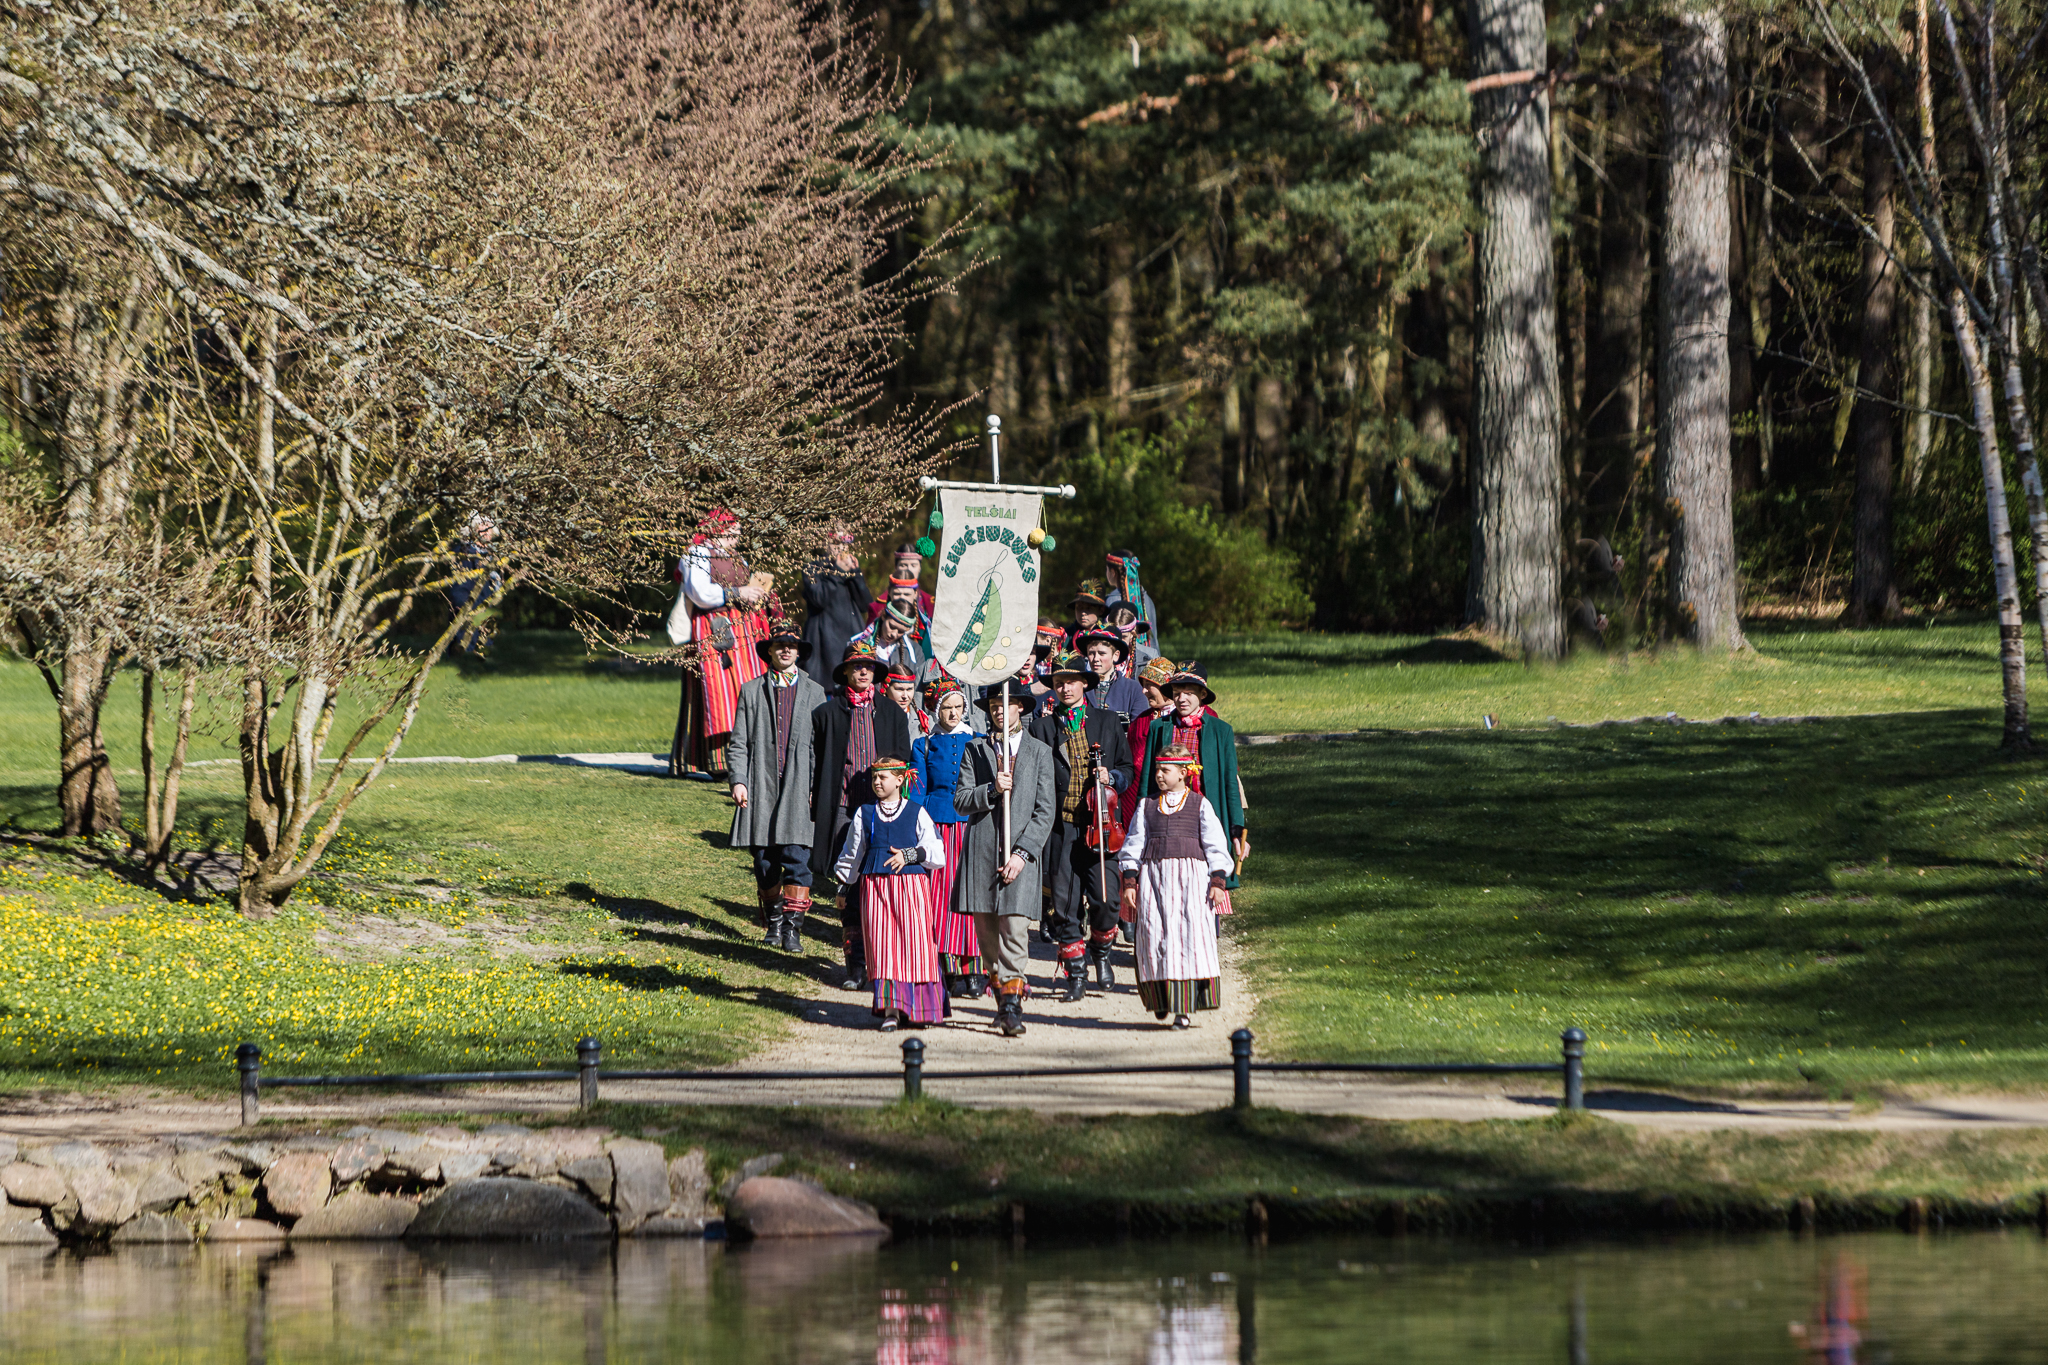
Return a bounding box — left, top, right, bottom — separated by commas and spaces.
690, 508, 1247, 1039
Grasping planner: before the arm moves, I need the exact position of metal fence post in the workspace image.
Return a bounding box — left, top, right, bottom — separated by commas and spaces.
577, 1037, 602, 1109
1561, 1027, 1585, 1111
237, 1043, 261, 1127
1231, 1028, 1254, 1109
901, 1036, 925, 1100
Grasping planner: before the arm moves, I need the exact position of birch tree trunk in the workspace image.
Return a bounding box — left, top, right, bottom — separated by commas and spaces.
1466, 0, 1562, 658
1657, 6, 1747, 651
1949, 292, 2029, 747
1847, 53, 1901, 625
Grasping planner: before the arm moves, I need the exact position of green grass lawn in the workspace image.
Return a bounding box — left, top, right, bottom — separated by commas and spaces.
0, 618, 2042, 1098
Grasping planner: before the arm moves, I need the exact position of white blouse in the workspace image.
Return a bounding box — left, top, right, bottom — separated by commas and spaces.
832, 799, 946, 882
1117, 793, 1233, 875
681, 547, 734, 611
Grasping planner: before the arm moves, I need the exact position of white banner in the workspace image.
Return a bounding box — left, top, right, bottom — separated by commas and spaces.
931, 488, 1044, 685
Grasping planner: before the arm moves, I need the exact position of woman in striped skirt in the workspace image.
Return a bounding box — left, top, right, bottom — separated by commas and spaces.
832, 757, 947, 1030
1117, 744, 1231, 1028
912, 679, 983, 998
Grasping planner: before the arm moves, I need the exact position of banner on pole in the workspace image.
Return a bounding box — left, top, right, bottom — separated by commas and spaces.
931, 488, 1044, 686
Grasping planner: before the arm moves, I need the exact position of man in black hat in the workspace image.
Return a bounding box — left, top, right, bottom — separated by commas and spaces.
1028, 653, 1135, 1000
954, 684, 1058, 1037
1075, 628, 1148, 725
727, 619, 828, 951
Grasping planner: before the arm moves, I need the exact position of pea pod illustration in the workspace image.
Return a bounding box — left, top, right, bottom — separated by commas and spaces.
945, 569, 1004, 669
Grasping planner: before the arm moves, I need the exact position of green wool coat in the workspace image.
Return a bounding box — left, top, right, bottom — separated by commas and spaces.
1138, 713, 1246, 890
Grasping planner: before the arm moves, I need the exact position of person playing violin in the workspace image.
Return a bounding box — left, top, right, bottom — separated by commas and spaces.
1026, 652, 1135, 1001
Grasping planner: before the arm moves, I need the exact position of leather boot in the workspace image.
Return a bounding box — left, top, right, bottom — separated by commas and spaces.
1061, 963, 1087, 1003
761, 909, 785, 947
1089, 939, 1115, 990
996, 989, 1027, 1037
780, 886, 808, 952
966, 972, 988, 999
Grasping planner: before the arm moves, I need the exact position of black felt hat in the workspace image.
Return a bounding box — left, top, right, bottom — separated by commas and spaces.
755, 616, 810, 664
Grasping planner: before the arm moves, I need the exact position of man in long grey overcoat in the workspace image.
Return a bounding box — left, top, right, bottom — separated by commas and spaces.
728, 619, 827, 953
954, 685, 1057, 1037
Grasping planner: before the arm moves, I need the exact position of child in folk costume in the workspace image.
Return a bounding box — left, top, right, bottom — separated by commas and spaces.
911, 678, 983, 998
832, 757, 947, 1031
888, 667, 928, 736
810, 641, 914, 990
725, 617, 827, 952
669, 508, 774, 777
1118, 744, 1232, 1028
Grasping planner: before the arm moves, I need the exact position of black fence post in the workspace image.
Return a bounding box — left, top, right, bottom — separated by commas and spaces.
1561, 1027, 1585, 1111
1231, 1028, 1254, 1109
236, 1043, 262, 1127
901, 1036, 925, 1100
577, 1037, 602, 1109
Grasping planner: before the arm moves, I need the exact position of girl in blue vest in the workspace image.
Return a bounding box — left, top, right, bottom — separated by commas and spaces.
913, 678, 984, 999
832, 757, 947, 1030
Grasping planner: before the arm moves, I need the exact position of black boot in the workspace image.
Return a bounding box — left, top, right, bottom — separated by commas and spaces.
1061, 963, 1087, 1003
762, 910, 785, 947
782, 909, 806, 953
1090, 940, 1115, 990
997, 995, 1027, 1037
966, 972, 988, 999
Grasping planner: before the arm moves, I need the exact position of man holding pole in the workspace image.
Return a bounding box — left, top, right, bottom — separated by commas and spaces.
953, 685, 1055, 1036
1028, 652, 1135, 1000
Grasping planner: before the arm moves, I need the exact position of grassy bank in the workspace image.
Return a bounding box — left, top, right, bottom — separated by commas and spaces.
446, 1101, 2048, 1235
1236, 708, 2048, 1094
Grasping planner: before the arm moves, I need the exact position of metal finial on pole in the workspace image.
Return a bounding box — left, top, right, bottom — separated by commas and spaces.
1561, 1027, 1586, 1111
986, 413, 1002, 484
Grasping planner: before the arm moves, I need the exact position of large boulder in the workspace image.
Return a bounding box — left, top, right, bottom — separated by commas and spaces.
66, 1167, 138, 1230
290, 1193, 418, 1241
172, 1150, 241, 1188
329, 1139, 382, 1184
666, 1149, 712, 1220
560, 1157, 614, 1206
406, 1179, 609, 1241
136, 1167, 191, 1214
607, 1140, 669, 1231
724, 1177, 888, 1240
261, 1153, 332, 1220
0, 1162, 68, 1209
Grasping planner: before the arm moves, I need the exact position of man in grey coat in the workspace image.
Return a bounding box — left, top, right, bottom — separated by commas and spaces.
728, 618, 828, 953
954, 684, 1057, 1037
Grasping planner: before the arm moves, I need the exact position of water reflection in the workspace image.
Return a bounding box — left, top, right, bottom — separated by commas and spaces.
1, 1231, 2045, 1362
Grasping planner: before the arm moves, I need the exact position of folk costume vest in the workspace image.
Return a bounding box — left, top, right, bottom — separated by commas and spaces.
858, 801, 930, 879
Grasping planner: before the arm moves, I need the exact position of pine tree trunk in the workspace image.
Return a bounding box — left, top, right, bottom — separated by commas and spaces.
1106, 236, 1135, 421
1846, 54, 1901, 626
1657, 7, 1746, 652
1585, 89, 1649, 525
1466, 0, 1562, 657
1949, 292, 2029, 748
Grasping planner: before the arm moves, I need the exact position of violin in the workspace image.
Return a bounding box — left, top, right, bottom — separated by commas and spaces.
1083, 743, 1127, 852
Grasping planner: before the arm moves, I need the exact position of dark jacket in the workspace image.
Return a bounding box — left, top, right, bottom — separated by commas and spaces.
1026, 704, 1135, 831
800, 558, 873, 687
808, 692, 913, 883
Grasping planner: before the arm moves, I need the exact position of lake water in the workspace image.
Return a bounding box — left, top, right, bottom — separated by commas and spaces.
3, 1229, 2044, 1362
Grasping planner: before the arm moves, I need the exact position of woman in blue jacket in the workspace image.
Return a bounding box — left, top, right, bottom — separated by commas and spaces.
912, 678, 984, 998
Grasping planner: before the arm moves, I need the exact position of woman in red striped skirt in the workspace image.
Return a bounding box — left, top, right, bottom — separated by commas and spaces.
832, 757, 947, 1030
912, 678, 982, 997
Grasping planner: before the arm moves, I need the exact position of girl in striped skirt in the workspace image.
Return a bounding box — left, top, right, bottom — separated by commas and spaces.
833, 757, 947, 1030
1117, 744, 1231, 1028
912, 679, 983, 998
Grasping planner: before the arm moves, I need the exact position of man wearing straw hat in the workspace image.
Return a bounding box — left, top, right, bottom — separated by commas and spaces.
953, 685, 1056, 1038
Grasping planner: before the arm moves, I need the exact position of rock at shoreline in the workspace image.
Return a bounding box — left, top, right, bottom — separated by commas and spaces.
406, 1178, 610, 1241
207, 1217, 288, 1242
136, 1167, 190, 1215
111, 1213, 192, 1244
718, 1153, 784, 1201
666, 1149, 712, 1222
725, 1177, 888, 1240
440, 1153, 489, 1182
560, 1157, 614, 1206
330, 1138, 382, 1184
172, 1150, 241, 1189
1, 1162, 68, 1209
262, 1153, 332, 1220
607, 1139, 669, 1232
291, 1193, 418, 1241
631, 1215, 708, 1236
0, 1201, 55, 1246
0, 1138, 17, 1167
66, 1167, 139, 1231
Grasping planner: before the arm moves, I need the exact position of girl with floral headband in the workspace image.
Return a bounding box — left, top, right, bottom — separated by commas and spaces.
832, 756, 947, 1030
1117, 743, 1231, 1028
